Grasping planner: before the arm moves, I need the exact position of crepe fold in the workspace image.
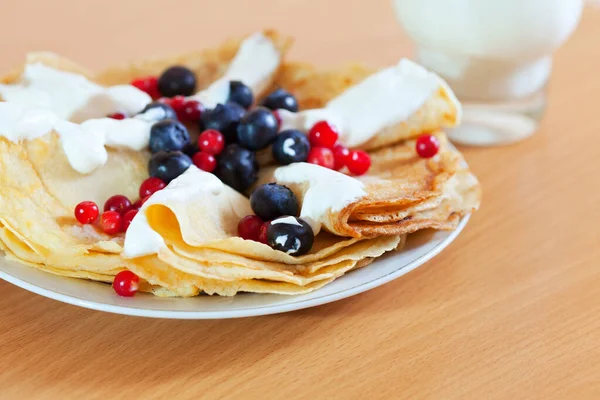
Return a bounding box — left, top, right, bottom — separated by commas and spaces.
120, 167, 404, 296
257, 132, 480, 239
274, 62, 460, 150
0, 31, 295, 291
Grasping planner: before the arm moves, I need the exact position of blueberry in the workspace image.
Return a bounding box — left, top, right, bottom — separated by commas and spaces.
236, 107, 278, 151
250, 183, 299, 221
228, 81, 254, 109
261, 88, 298, 112
182, 142, 199, 158
267, 216, 314, 256
158, 66, 196, 97
149, 119, 190, 153
200, 102, 245, 143
148, 151, 192, 183
214, 144, 259, 193
272, 130, 311, 165
139, 102, 177, 121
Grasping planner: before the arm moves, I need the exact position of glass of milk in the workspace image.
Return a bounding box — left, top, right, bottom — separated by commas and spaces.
393, 0, 583, 146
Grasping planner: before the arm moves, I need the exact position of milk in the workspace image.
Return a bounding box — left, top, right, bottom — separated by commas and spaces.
393, 0, 583, 145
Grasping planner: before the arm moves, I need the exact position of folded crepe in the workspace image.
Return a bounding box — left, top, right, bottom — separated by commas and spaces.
121, 166, 403, 296
274, 59, 460, 150
0, 31, 292, 288
256, 132, 480, 238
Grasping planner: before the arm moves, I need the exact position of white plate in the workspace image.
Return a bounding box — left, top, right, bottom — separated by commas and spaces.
0, 215, 469, 319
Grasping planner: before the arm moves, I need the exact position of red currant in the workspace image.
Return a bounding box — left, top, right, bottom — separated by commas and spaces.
237, 215, 264, 241
122, 209, 138, 232
139, 177, 166, 199
177, 100, 203, 123
416, 134, 440, 158
258, 222, 270, 244
307, 147, 335, 169
100, 211, 122, 235
74, 201, 99, 224
139, 196, 151, 208
273, 110, 282, 128
108, 112, 126, 120
131, 76, 160, 100
192, 152, 217, 172
333, 144, 350, 170
112, 270, 139, 297
198, 129, 225, 155
169, 95, 187, 114
346, 150, 371, 175
308, 120, 339, 149
104, 195, 132, 215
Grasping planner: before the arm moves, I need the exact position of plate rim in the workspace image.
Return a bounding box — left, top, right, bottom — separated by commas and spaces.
0, 215, 470, 319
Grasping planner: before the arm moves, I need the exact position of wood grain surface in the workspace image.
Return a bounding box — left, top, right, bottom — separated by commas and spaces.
1, 1, 599, 399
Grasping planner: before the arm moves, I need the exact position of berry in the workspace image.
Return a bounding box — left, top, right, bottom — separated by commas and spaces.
139, 102, 177, 121
108, 112, 126, 120
166, 95, 187, 112
177, 99, 203, 123
192, 152, 217, 172
139, 177, 166, 199
273, 110, 282, 128
267, 216, 314, 256
148, 151, 192, 183
158, 66, 196, 97
200, 102, 245, 143
237, 215, 264, 241
112, 270, 139, 297
122, 209, 138, 232
416, 134, 440, 158
131, 76, 160, 99
272, 129, 310, 165
182, 142, 199, 158
308, 121, 339, 149
149, 119, 190, 153
250, 183, 299, 221
333, 144, 350, 170
133, 196, 151, 209
100, 211, 122, 235
104, 195, 132, 215
74, 201, 99, 224
228, 81, 254, 109
198, 129, 225, 155
261, 88, 298, 112
307, 147, 335, 169
214, 144, 258, 193
258, 222, 269, 244
346, 150, 371, 175
236, 107, 278, 151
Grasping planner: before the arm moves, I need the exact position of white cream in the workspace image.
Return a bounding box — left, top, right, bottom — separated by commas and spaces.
0, 63, 151, 122
271, 216, 302, 227
123, 166, 223, 258
191, 32, 281, 108
278, 58, 460, 148
274, 163, 366, 235
0, 102, 165, 173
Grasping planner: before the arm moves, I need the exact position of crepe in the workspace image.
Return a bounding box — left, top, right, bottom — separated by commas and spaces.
0, 31, 292, 286
256, 132, 480, 238
274, 61, 460, 150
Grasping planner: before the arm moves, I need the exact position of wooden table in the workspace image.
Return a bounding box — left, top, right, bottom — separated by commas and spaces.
1, 1, 599, 398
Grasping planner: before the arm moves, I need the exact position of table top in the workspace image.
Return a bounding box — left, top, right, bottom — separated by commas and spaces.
1, 1, 599, 399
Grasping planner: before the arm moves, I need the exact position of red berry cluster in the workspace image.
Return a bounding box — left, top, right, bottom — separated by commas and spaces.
189, 129, 225, 173
159, 95, 204, 124
131, 76, 161, 100
73, 176, 166, 235
237, 215, 269, 244
306, 121, 371, 176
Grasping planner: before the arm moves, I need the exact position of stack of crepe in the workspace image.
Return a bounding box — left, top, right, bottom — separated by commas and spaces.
0, 31, 480, 297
